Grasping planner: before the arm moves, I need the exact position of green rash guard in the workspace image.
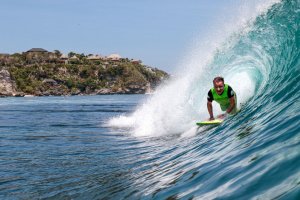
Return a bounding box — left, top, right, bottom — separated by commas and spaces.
209, 84, 237, 114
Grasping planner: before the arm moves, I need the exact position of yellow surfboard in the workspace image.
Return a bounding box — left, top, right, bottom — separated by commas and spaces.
196, 118, 223, 126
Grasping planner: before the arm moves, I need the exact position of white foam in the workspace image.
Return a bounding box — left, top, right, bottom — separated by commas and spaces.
226, 72, 256, 109
108, 115, 135, 128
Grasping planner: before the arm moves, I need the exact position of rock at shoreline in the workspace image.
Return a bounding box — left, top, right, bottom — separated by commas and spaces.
0, 69, 17, 96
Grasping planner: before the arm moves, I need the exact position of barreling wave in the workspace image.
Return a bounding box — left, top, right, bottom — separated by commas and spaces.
106, 0, 300, 199
109, 0, 300, 138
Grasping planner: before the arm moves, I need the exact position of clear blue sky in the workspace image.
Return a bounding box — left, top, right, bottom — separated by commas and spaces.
1, 0, 236, 72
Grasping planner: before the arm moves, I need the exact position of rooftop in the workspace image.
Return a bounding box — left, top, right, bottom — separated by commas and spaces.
27, 48, 48, 53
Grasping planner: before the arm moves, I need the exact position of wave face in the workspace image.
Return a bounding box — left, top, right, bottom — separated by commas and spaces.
106, 0, 300, 199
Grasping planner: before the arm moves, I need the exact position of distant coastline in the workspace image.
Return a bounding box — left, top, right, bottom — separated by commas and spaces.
0, 48, 169, 97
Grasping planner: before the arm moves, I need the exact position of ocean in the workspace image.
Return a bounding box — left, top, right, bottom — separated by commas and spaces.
1, 0, 300, 199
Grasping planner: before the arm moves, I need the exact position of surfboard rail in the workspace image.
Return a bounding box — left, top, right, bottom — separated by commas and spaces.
196, 118, 223, 126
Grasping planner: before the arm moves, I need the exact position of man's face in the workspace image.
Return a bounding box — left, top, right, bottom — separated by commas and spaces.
214, 81, 224, 95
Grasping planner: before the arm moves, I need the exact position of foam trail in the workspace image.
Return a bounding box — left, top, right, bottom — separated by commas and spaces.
108, 0, 281, 137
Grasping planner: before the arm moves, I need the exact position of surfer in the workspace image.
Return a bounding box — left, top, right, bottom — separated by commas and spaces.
207, 76, 237, 120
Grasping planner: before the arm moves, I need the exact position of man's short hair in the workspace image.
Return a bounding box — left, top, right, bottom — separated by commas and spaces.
213, 76, 224, 83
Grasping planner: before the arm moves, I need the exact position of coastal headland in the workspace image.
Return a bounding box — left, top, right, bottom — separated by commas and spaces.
0, 48, 169, 97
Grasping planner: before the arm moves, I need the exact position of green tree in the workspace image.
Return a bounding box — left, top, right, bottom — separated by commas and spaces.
76, 53, 86, 60
65, 79, 75, 89
54, 50, 62, 58
68, 52, 76, 58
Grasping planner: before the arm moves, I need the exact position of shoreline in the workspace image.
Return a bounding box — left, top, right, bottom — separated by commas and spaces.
1, 91, 155, 98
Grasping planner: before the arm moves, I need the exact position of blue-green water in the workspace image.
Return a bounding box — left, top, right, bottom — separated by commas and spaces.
0, 92, 299, 199
1, 0, 300, 199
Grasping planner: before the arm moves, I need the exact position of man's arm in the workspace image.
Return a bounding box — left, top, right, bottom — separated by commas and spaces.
207, 101, 214, 120
207, 90, 214, 120
226, 97, 235, 114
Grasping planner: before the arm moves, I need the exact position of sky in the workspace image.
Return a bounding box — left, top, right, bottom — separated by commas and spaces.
0, 0, 237, 73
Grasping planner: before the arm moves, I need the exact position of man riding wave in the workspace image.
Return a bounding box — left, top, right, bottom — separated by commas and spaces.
207, 76, 237, 120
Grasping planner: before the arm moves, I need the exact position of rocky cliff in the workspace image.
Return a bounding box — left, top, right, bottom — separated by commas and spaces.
0, 61, 168, 97
0, 69, 18, 96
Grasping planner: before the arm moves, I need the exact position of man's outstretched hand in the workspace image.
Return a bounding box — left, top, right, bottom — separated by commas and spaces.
217, 113, 227, 119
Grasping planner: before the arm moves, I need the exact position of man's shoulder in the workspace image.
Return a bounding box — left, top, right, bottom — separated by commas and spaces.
226, 84, 235, 97
207, 89, 213, 101
226, 84, 232, 89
